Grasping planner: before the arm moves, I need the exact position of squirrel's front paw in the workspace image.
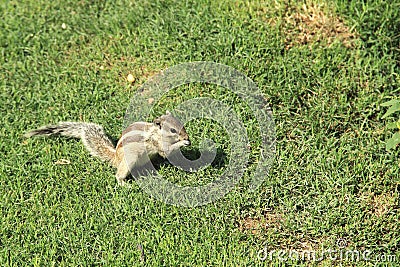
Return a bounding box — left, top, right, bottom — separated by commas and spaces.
182, 140, 191, 146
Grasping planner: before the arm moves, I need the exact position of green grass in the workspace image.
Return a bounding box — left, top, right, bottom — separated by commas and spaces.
1, 0, 400, 266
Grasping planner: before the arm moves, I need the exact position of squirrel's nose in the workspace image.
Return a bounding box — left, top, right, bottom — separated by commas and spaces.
180, 130, 190, 142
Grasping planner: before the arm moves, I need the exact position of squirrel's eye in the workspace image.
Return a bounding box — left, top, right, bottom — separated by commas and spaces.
170, 128, 177, 133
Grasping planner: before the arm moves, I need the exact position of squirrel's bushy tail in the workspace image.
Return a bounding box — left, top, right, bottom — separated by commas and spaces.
25, 122, 116, 164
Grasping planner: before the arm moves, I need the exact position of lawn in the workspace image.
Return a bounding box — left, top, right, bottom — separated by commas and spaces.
1, 0, 399, 266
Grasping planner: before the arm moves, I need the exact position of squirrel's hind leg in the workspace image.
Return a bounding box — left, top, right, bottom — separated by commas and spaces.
115, 160, 130, 186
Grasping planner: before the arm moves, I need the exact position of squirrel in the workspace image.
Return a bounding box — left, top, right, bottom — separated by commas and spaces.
25, 111, 191, 185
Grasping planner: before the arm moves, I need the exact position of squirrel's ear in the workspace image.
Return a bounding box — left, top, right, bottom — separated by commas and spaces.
165, 110, 171, 115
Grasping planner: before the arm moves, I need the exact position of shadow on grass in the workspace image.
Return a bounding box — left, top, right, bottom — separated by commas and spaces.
126, 147, 227, 182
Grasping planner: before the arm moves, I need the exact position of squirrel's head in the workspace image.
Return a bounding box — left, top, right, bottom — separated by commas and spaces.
154, 111, 190, 146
